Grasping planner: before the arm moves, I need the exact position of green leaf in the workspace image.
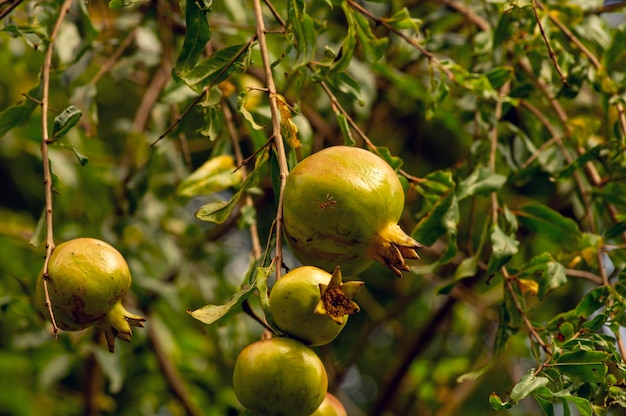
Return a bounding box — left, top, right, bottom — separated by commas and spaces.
457, 165, 507, 201
556, 350, 609, 383
179, 43, 251, 93
509, 370, 550, 403
554, 145, 603, 180
177, 154, 243, 197
485, 66, 515, 90
375, 146, 403, 170
187, 284, 257, 325
195, 147, 268, 224
516, 202, 582, 246
487, 225, 519, 275
489, 392, 511, 410
550, 390, 592, 416
575, 286, 611, 317
0, 84, 40, 138
198, 105, 222, 140
592, 181, 626, 208
237, 92, 265, 131
175, 0, 212, 76
288, 0, 316, 67
386, 7, 422, 32
55, 143, 89, 166
52, 105, 82, 141
412, 190, 457, 247
29, 208, 47, 247
345, 4, 388, 63
328, 24, 357, 76
336, 112, 355, 146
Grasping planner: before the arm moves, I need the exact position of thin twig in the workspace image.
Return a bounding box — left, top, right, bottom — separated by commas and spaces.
90, 28, 138, 85
347, 0, 455, 81
504, 274, 553, 356
223, 102, 263, 259
439, 0, 490, 31
252, 0, 290, 279
531, 0, 569, 86
148, 318, 203, 416
535, 0, 626, 138
564, 268, 603, 285
0, 0, 23, 20
262, 0, 286, 27
40, 0, 74, 337
585, 1, 626, 15
152, 36, 257, 147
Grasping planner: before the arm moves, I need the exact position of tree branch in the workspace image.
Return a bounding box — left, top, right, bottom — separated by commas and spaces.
347, 0, 455, 81
40, 0, 74, 337
252, 0, 290, 279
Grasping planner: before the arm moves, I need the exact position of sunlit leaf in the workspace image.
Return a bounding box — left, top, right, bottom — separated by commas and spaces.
195, 148, 268, 223
177, 155, 243, 197
509, 370, 549, 403
187, 284, 257, 325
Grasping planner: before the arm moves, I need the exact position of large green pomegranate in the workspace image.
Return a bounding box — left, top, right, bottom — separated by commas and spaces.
269, 266, 362, 346
36, 238, 145, 352
283, 146, 420, 277
233, 337, 328, 416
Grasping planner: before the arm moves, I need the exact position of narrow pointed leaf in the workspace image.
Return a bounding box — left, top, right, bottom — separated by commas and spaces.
188, 285, 257, 325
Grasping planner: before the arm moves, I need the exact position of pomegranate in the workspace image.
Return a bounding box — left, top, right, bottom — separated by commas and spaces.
283, 146, 420, 277
311, 392, 348, 416
233, 337, 328, 416
36, 238, 145, 352
269, 266, 362, 346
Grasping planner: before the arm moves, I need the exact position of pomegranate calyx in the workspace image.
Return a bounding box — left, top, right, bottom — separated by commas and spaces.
314, 266, 363, 324
368, 224, 421, 278
100, 302, 146, 352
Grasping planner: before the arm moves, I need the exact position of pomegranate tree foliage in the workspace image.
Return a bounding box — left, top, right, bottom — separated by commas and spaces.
1, 0, 626, 414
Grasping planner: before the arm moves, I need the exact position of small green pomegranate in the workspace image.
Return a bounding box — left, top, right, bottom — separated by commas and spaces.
233, 337, 328, 416
311, 393, 348, 416
36, 238, 145, 352
283, 146, 420, 277
269, 266, 363, 346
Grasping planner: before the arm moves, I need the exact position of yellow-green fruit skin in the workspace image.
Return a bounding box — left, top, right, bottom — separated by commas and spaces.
283, 146, 406, 276
233, 338, 328, 416
311, 393, 348, 416
269, 266, 347, 346
36, 238, 131, 331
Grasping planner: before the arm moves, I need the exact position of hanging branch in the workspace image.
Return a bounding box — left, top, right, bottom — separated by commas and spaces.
39, 0, 74, 337
347, 0, 455, 81
252, 0, 290, 279
534, 0, 626, 138
531, 0, 569, 86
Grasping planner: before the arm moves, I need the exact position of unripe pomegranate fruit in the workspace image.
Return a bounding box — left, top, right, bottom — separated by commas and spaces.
233, 337, 328, 416
269, 266, 363, 346
312, 392, 348, 416
283, 146, 420, 277
36, 238, 145, 352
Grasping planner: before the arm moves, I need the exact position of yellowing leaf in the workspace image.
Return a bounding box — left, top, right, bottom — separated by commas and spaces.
517, 278, 538, 296
273, 94, 301, 148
